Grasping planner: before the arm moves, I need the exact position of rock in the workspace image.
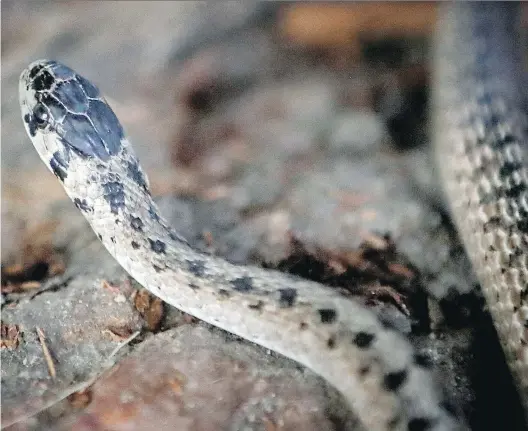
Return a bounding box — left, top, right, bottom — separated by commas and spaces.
63, 326, 352, 431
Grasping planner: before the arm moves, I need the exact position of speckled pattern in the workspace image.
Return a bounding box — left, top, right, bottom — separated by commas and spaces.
433, 2, 528, 418
19, 54, 463, 430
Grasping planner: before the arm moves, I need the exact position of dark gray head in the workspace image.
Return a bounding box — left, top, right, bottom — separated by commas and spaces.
19, 59, 124, 163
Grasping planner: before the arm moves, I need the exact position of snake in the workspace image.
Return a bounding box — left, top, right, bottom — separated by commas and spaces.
16, 3, 528, 431
433, 0, 528, 417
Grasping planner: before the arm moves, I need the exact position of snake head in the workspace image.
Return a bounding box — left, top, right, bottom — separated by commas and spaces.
19, 59, 124, 165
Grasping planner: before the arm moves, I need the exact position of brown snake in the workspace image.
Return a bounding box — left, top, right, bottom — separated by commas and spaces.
17, 2, 527, 430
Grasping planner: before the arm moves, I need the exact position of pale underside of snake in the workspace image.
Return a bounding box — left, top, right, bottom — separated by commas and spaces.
17, 3, 528, 431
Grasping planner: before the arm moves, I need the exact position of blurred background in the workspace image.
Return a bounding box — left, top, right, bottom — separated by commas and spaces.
3, 2, 528, 431
2, 1, 436, 226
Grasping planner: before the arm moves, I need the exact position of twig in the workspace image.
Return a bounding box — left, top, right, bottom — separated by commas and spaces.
36, 327, 56, 379
107, 330, 141, 361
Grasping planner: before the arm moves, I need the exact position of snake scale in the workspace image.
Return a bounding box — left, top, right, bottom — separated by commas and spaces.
17, 3, 527, 431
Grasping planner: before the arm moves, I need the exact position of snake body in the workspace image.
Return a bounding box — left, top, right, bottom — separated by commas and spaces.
17, 3, 527, 430
433, 2, 528, 413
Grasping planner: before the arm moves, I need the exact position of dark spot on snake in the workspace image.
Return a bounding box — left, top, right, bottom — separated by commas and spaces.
73, 198, 92, 212
24, 113, 38, 137
413, 352, 433, 368
511, 246, 523, 261
379, 315, 399, 330
29, 63, 45, 79
218, 289, 231, 298
278, 288, 297, 308
358, 365, 371, 376
102, 181, 125, 215
499, 160, 523, 178
32, 102, 50, 128
383, 369, 408, 391
130, 216, 144, 232
127, 160, 149, 193
231, 276, 253, 292
152, 264, 164, 273
32, 70, 54, 91
299, 322, 308, 330
248, 301, 264, 311
189, 283, 199, 290
490, 133, 516, 150
49, 155, 67, 181
110, 236, 116, 243
318, 308, 337, 323
353, 332, 375, 349
326, 336, 336, 349
482, 216, 502, 232
505, 182, 526, 199
98, 234, 103, 241
131, 241, 140, 250
407, 417, 434, 431
187, 260, 206, 277
486, 114, 500, 129
148, 238, 166, 254
52, 150, 69, 169
148, 205, 160, 222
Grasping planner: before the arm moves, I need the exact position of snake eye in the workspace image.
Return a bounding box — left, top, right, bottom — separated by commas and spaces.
33, 103, 49, 127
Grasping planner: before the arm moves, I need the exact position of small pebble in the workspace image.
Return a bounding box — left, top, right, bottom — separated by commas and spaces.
114, 294, 127, 303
